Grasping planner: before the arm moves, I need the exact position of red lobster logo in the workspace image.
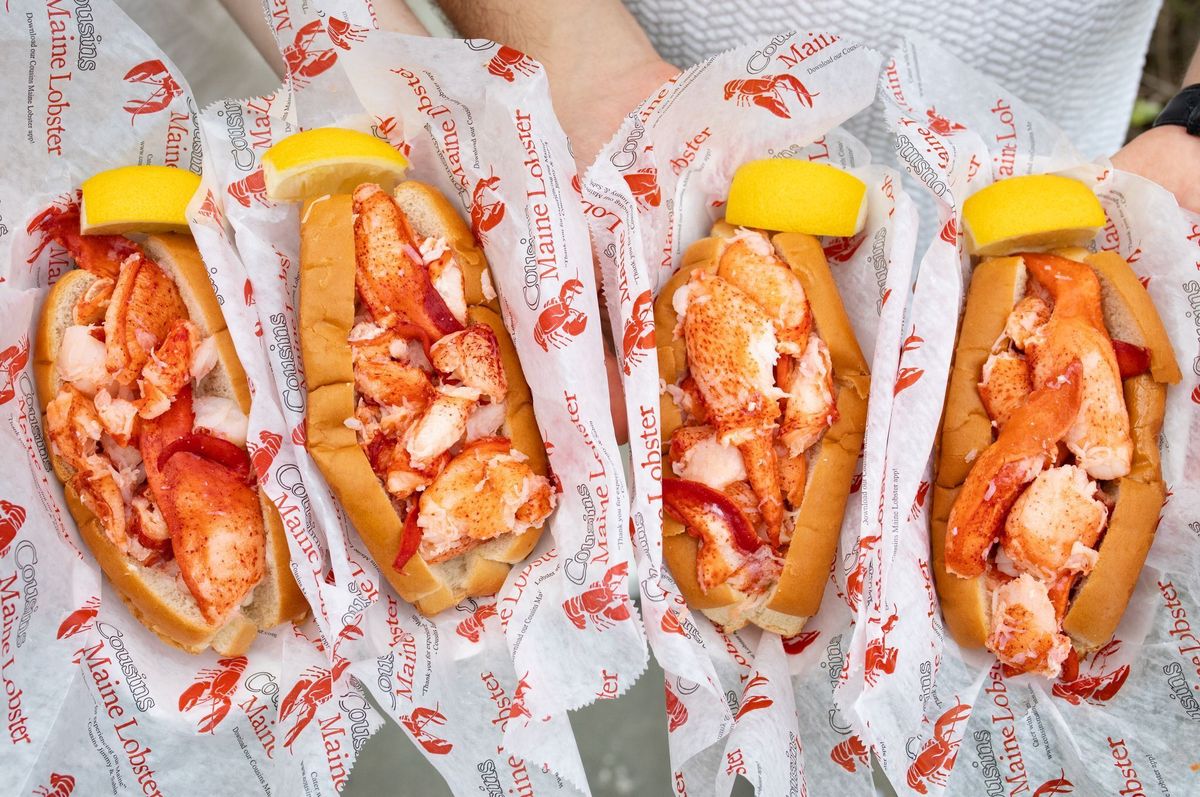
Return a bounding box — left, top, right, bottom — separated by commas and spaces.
326, 17, 368, 49
196, 189, 223, 227
894, 325, 925, 395
534, 280, 588, 351
1033, 770, 1074, 796
845, 533, 880, 610
292, 422, 307, 447
247, 430, 282, 482
178, 656, 247, 733
830, 735, 869, 773
905, 700, 971, 794
469, 171, 505, 247
824, 232, 866, 264
864, 612, 899, 685
508, 674, 534, 724
455, 601, 497, 643
1052, 640, 1130, 706
56, 596, 100, 640
0, 498, 26, 555
282, 19, 364, 88
486, 46, 537, 82
623, 167, 661, 210
782, 630, 820, 655
660, 608, 687, 637
279, 659, 349, 748
734, 673, 773, 720
562, 561, 630, 630
940, 217, 958, 245
723, 74, 817, 119
665, 683, 688, 732
33, 773, 75, 797
925, 108, 966, 136
400, 704, 453, 755
0, 336, 30, 407
123, 60, 182, 121
909, 480, 931, 522
621, 290, 654, 374
228, 168, 268, 208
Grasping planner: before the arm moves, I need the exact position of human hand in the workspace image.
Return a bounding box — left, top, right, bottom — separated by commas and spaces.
1112, 124, 1200, 213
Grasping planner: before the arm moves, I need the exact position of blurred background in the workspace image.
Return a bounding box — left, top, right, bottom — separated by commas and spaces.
110, 0, 1198, 794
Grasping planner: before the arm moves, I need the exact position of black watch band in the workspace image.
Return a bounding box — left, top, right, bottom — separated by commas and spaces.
1152, 83, 1200, 136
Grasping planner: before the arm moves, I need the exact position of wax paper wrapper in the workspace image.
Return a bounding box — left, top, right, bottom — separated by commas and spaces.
0, 2, 391, 795
584, 33, 919, 795
197, 1, 647, 793
850, 34, 1200, 796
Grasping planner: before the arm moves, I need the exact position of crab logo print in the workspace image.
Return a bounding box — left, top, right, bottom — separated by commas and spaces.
122, 60, 183, 121
486, 45, 538, 82
56, 596, 100, 640
734, 673, 773, 720
469, 171, 505, 247
455, 601, 497, 643
1052, 640, 1130, 706
400, 704, 454, 755
33, 774, 75, 797
723, 74, 817, 119
905, 700, 971, 794
247, 430, 282, 482
621, 291, 655, 375
664, 683, 688, 732
534, 280, 588, 351
562, 561, 631, 631
925, 107, 966, 136
178, 656, 248, 733
0, 337, 30, 407
279, 658, 350, 747
623, 167, 661, 210
0, 499, 26, 555
228, 168, 268, 208
830, 735, 869, 773
894, 325, 925, 395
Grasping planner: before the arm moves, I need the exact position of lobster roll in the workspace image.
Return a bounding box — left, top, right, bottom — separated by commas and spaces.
32, 172, 308, 655
657, 221, 870, 636
933, 183, 1181, 676
299, 181, 554, 616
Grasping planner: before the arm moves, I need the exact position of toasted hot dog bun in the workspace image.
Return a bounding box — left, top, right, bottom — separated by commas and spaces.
299, 183, 548, 616
34, 233, 308, 655
658, 224, 870, 636
933, 249, 1179, 652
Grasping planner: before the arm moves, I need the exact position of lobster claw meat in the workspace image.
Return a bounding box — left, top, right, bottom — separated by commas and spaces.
104, 253, 189, 384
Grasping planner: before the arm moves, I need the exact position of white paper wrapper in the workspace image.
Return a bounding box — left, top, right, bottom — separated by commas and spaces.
584, 32, 920, 795
195, 2, 648, 793
858, 35, 1200, 796
0, 1, 386, 794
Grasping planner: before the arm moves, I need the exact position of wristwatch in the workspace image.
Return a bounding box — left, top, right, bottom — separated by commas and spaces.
1152, 83, 1200, 136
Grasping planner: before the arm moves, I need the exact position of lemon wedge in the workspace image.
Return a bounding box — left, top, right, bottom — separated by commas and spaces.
962, 174, 1105, 257
80, 165, 201, 235
263, 128, 409, 202
725, 159, 868, 237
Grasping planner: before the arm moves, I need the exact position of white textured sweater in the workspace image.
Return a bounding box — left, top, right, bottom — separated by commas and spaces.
624, 0, 1162, 160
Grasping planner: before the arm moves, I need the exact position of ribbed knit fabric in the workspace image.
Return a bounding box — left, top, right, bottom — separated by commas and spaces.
624, 0, 1162, 161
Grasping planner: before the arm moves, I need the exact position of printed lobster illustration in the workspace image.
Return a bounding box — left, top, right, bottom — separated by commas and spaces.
400, 704, 454, 755
664, 683, 688, 732
723, 74, 817, 119
282, 20, 338, 87
823, 232, 866, 263
562, 561, 631, 630
279, 658, 349, 747
508, 674, 533, 723
621, 290, 655, 374
1033, 770, 1074, 796
845, 532, 881, 610
533, 280, 588, 351
894, 325, 925, 396
782, 630, 820, 656
660, 607, 687, 637
56, 596, 100, 640
905, 700, 971, 794
33, 773, 75, 797
864, 612, 899, 685
455, 601, 497, 643
925, 108, 966, 136
623, 167, 661, 210
734, 673, 774, 720
227, 169, 268, 208
486, 46, 537, 82
469, 171, 505, 247
247, 429, 283, 482
1052, 640, 1130, 706
325, 17, 368, 50
0, 337, 30, 407
908, 480, 931, 522
0, 498, 26, 555
830, 735, 869, 773
178, 656, 248, 733
123, 60, 182, 121
940, 217, 958, 245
